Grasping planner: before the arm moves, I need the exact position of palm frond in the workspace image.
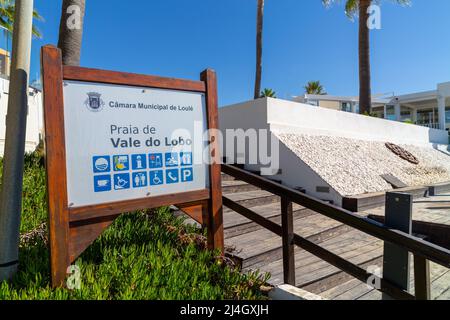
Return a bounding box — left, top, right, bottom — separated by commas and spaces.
322, 0, 411, 19
0, 0, 43, 38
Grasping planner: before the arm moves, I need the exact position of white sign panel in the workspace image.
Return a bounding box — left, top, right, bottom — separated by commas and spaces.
63, 80, 208, 207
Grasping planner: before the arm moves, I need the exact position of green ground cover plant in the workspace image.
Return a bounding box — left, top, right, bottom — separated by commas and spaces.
0, 153, 269, 300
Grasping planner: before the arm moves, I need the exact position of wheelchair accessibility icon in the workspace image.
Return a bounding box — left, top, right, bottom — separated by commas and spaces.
114, 173, 130, 190
149, 170, 164, 186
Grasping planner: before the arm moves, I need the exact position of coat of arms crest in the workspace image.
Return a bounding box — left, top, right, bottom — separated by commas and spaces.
85, 92, 105, 112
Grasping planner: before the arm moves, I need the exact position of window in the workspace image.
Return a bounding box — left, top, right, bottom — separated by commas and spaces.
385, 105, 396, 120
446, 107, 450, 122
0, 54, 6, 76
341, 102, 352, 112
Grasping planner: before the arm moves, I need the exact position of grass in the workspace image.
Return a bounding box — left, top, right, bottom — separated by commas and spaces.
0, 153, 270, 300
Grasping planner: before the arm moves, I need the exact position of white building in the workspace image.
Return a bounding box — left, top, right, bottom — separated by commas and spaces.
294, 82, 450, 132
0, 76, 43, 156
220, 98, 450, 206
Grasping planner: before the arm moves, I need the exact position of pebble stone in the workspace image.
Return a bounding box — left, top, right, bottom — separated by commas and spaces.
274, 132, 450, 196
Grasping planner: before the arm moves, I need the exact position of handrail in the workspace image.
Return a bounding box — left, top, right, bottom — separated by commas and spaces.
222, 196, 415, 300
222, 164, 450, 270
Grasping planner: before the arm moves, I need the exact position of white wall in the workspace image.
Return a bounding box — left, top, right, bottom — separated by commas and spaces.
273, 142, 342, 204
219, 98, 269, 172
0, 78, 43, 156
219, 98, 341, 204
266, 98, 448, 147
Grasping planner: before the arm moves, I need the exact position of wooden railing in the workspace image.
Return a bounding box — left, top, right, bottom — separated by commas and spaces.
221, 164, 450, 300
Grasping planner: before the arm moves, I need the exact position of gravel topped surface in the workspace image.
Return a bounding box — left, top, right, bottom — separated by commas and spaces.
274, 132, 450, 196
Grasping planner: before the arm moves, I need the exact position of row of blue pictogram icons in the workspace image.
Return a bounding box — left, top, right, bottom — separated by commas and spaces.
93, 152, 193, 173
94, 167, 194, 192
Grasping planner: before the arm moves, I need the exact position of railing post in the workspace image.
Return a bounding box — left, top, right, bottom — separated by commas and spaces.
281, 196, 295, 285
414, 255, 431, 300
382, 192, 413, 300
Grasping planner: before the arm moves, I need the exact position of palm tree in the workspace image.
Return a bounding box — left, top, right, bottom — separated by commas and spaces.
260, 88, 276, 98
304, 81, 326, 95
322, 0, 410, 114
58, 0, 86, 66
254, 0, 264, 99
0, 0, 43, 38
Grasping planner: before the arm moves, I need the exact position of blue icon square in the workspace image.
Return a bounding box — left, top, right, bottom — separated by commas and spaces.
180, 152, 193, 166
93, 156, 111, 173
132, 172, 148, 188
149, 170, 164, 186
94, 175, 111, 192
165, 153, 179, 167
181, 168, 194, 182
166, 169, 179, 184
113, 155, 129, 172
113, 173, 130, 190
149, 153, 163, 169
131, 154, 147, 170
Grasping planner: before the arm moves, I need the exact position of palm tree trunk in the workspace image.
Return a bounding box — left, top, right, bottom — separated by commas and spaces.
254, 0, 264, 99
358, 0, 372, 114
57, 0, 86, 66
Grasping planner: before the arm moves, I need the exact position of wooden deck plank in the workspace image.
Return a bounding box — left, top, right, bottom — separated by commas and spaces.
257, 230, 383, 286
333, 257, 450, 300
334, 281, 374, 300
321, 278, 364, 300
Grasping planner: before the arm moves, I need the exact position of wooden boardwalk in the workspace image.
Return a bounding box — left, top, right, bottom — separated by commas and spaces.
177, 173, 450, 300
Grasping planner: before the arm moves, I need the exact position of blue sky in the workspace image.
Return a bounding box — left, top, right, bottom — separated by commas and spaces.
26, 0, 450, 106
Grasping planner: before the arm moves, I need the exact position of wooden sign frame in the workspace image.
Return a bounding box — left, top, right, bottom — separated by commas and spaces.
41, 45, 224, 287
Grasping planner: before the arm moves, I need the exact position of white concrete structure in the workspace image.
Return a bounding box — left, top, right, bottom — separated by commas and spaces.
294, 82, 450, 132
0, 77, 43, 156
219, 98, 450, 206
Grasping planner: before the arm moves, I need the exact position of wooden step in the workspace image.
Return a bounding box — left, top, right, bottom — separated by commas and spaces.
221, 173, 235, 182
222, 180, 260, 194
224, 204, 314, 239
227, 213, 348, 269
224, 190, 280, 208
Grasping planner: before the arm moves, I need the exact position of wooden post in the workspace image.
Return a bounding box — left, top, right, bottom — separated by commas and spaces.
281, 196, 295, 285
201, 69, 224, 254
414, 255, 431, 300
382, 192, 412, 300
41, 46, 71, 287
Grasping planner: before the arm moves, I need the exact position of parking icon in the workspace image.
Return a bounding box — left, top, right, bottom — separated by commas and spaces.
181, 168, 193, 182
94, 175, 111, 192
166, 169, 179, 184
93, 156, 110, 173
114, 173, 130, 190
113, 155, 129, 171
149, 170, 164, 186
131, 154, 147, 170
165, 153, 179, 167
